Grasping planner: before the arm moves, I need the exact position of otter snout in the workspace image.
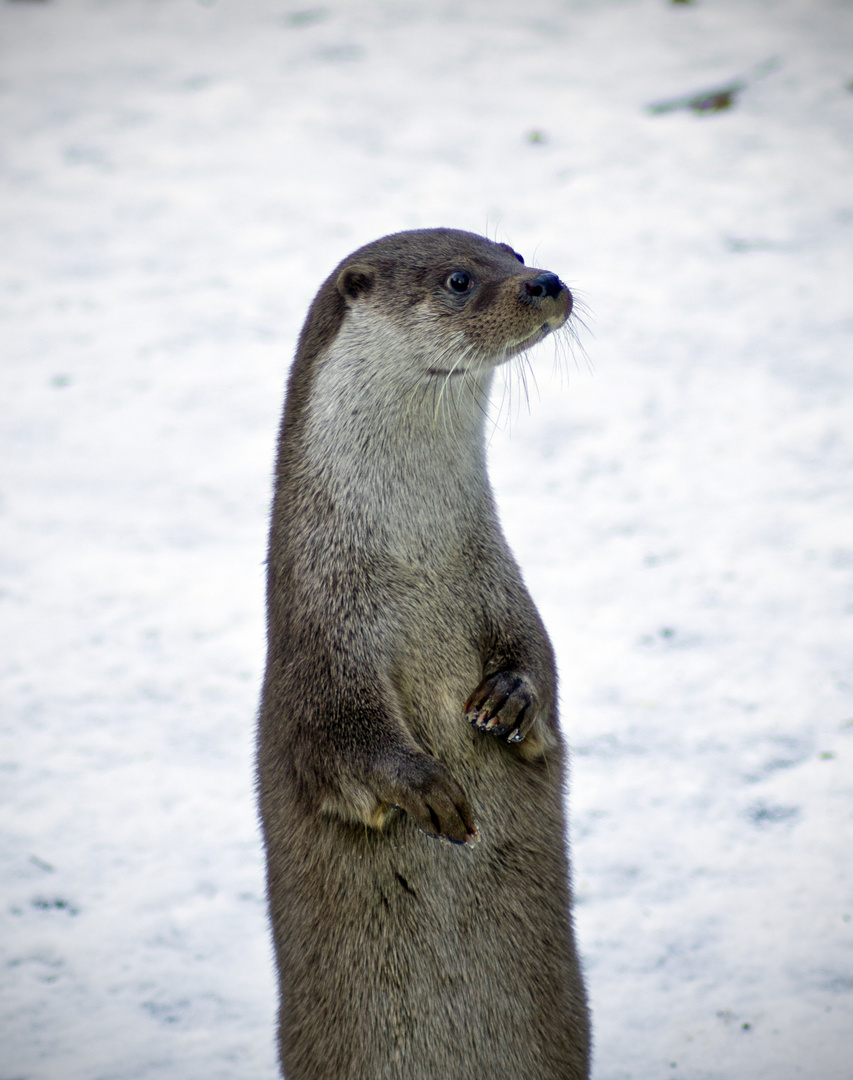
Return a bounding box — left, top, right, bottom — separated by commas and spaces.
523, 272, 573, 317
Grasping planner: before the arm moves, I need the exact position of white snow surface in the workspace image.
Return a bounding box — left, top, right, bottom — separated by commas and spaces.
1, 1, 852, 1077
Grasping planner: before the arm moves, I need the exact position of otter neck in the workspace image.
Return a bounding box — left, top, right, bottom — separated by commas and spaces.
301, 311, 497, 550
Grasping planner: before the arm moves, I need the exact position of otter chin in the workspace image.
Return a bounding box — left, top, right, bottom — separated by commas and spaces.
258, 228, 590, 1080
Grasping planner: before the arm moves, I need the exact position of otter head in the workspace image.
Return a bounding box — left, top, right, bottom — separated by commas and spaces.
297, 229, 572, 385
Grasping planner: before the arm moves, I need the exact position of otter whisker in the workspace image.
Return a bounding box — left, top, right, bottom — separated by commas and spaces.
566, 293, 594, 374
520, 353, 540, 412
487, 356, 513, 443
433, 341, 475, 431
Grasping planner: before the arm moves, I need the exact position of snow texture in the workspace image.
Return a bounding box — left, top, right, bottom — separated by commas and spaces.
1, 1, 852, 1077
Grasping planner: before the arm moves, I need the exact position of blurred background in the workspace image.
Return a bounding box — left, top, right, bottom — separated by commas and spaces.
1, 1, 851, 1077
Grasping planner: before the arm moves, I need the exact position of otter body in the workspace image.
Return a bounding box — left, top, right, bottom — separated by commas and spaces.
258, 228, 590, 1080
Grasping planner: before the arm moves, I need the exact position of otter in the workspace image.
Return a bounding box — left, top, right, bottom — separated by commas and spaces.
257, 228, 590, 1080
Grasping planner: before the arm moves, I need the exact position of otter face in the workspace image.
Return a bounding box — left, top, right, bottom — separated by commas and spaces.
297, 230, 574, 470
333, 229, 572, 376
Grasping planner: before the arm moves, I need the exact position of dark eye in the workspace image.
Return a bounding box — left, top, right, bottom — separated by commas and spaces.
447, 271, 473, 293
514, 252, 525, 264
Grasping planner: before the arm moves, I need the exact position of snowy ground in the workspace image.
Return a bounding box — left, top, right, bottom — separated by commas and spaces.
2, 1, 852, 1077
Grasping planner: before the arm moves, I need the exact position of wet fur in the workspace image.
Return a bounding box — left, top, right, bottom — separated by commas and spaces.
258, 228, 590, 1079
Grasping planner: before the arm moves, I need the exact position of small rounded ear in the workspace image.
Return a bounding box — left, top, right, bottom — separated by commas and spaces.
337, 263, 374, 302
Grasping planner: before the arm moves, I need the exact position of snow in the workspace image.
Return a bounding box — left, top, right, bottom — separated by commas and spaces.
1, 1, 851, 1077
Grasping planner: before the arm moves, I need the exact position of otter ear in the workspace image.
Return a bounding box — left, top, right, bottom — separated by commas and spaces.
337, 263, 374, 303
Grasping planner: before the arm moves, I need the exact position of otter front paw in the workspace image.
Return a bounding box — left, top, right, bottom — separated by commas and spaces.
382, 754, 479, 845
465, 672, 537, 744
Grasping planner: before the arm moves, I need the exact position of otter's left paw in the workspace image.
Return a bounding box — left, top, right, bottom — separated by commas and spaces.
465, 672, 537, 744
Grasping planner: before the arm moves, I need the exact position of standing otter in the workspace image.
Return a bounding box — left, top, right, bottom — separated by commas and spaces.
258, 228, 590, 1080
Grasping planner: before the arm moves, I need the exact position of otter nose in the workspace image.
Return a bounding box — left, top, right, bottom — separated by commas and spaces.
524, 272, 564, 300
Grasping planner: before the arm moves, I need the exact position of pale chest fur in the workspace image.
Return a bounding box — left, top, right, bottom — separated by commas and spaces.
301, 307, 497, 562
296, 310, 500, 749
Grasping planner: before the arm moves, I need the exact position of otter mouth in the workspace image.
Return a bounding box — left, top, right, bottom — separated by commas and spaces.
508, 322, 553, 352
426, 318, 563, 376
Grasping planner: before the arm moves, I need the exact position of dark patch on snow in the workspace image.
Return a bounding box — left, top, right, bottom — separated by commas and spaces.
317, 44, 363, 62
142, 998, 190, 1025
724, 236, 796, 253
716, 1009, 755, 1030
29, 854, 55, 872
741, 734, 811, 782
648, 82, 744, 116
745, 801, 799, 826
31, 896, 78, 915
285, 8, 328, 28
648, 57, 780, 116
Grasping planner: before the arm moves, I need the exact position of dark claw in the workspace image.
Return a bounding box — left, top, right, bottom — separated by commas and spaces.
465, 671, 537, 744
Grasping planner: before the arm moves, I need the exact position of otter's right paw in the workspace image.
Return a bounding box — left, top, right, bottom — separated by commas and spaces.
382, 754, 478, 845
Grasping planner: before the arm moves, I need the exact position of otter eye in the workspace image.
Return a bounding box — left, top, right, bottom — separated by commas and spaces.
447, 271, 473, 293
514, 252, 525, 264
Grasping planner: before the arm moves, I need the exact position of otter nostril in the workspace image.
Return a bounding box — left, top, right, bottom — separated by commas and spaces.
524, 272, 564, 300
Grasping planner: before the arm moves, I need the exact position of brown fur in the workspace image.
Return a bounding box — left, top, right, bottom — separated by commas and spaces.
258, 228, 590, 1079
